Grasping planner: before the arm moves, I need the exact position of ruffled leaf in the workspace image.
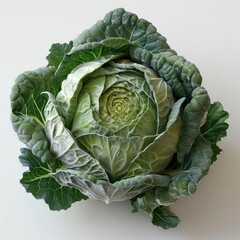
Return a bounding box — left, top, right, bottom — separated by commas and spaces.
201, 102, 229, 162
54, 42, 132, 88
11, 67, 54, 125
177, 87, 210, 162
11, 114, 52, 163
131, 191, 180, 229
151, 206, 180, 229
131, 136, 213, 223
47, 42, 73, 68
44, 92, 109, 181
19, 148, 87, 210
156, 136, 213, 205
73, 8, 171, 54
53, 170, 170, 203
11, 67, 55, 162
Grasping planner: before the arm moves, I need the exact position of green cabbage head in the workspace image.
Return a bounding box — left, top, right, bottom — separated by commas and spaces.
11, 8, 229, 229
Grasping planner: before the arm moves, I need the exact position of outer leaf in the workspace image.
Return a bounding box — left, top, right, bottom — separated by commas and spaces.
61, 8, 202, 102
177, 87, 210, 162
19, 148, 87, 210
73, 8, 171, 53
131, 191, 180, 229
150, 51, 202, 97
73, 8, 202, 98
156, 136, 213, 206
131, 190, 158, 214
46, 42, 73, 68
151, 206, 180, 229
201, 102, 229, 142
11, 114, 52, 163
129, 46, 202, 98
210, 144, 222, 162
11, 67, 55, 162
53, 42, 130, 88
11, 67, 55, 125
53, 170, 170, 203
132, 136, 213, 219
73, 7, 203, 98
44, 93, 109, 181
130, 48, 184, 97
201, 102, 229, 162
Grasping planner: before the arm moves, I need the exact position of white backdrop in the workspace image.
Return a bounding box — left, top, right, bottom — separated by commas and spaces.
1, 1, 239, 239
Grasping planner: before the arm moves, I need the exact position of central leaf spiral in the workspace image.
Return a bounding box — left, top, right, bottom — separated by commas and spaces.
99, 83, 147, 134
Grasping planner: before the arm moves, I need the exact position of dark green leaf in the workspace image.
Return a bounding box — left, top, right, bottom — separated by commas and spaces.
155, 136, 213, 206
74, 8, 171, 53
11, 113, 52, 163
151, 206, 180, 229
19, 148, 88, 210
11, 67, 54, 125
201, 102, 229, 137
177, 87, 210, 162
47, 42, 73, 68
211, 144, 222, 162
53, 43, 127, 92
201, 102, 229, 162
131, 192, 180, 229
11, 67, 56, 162
131, 190, 158, 214
149, 51, 202, 97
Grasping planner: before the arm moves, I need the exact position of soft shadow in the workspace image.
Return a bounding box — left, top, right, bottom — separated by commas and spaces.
170, 142, 239, 239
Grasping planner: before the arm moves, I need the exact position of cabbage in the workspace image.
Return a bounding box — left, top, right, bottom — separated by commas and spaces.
10, 8, 228, 229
